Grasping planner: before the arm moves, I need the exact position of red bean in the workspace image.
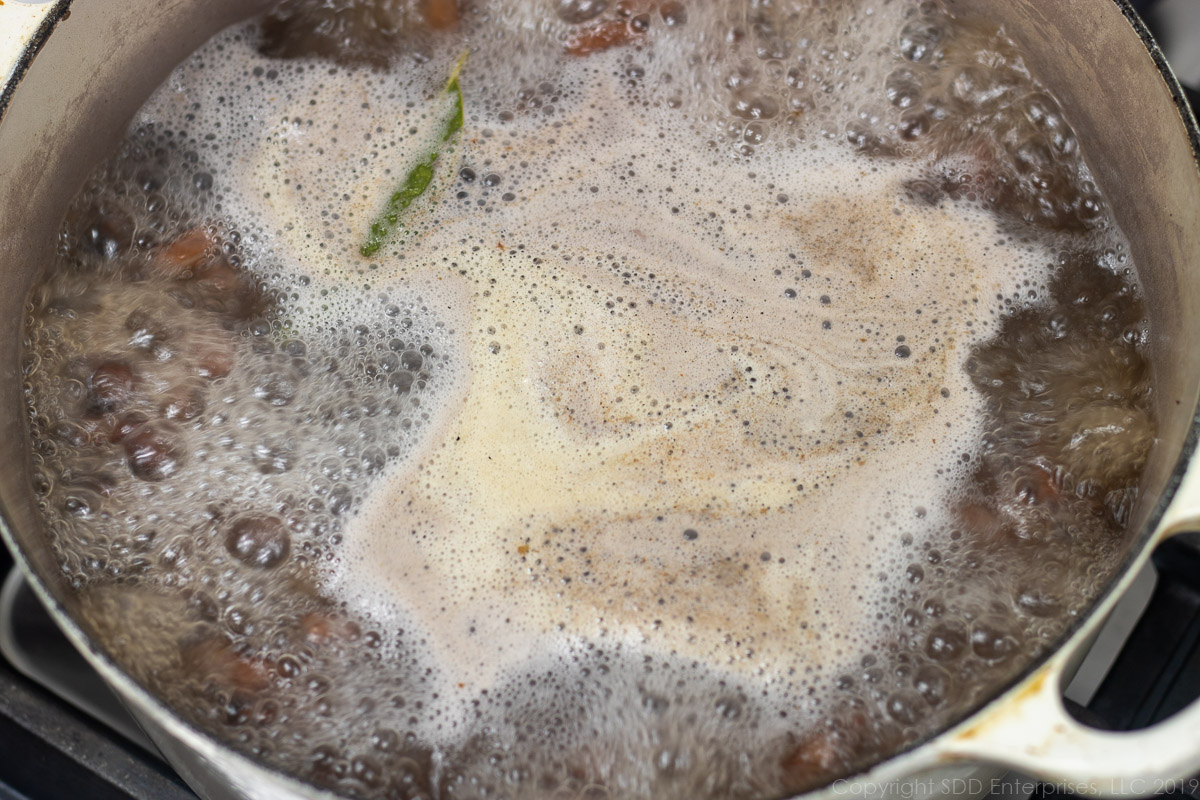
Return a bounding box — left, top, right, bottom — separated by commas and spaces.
566, 18, 645, 55
152, 227, 214, 278
182, 636, 272, 693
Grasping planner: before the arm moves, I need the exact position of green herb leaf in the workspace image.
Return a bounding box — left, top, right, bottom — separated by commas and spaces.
361, 51, 468, 258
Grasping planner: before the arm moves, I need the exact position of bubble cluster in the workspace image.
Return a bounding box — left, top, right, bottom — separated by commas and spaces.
19, 2, 1155, 799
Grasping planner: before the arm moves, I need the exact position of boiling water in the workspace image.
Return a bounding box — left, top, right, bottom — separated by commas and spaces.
20, 1, 1155, 798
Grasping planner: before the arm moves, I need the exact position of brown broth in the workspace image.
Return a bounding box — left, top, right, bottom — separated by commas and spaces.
20, 2, 1155, 798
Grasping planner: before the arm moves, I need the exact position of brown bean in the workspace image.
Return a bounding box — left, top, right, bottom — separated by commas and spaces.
195, 342, 235, 380
779, 710, 887, 794
193, 259, 240, 294
565, 18, 645, 55
122, 423, 185, 481
51, 419, 99, 448
161, 384, 207, 421
299, 612, 362, 647
659, 0, 685, 25
556, 0, 607, 23
224, 514, 291, 569
779, 728, 842, 792
123, 308, 175, 355
259, 2, 404, 67
1013, 467, 1061, 507
82, 210, 135, 260
109, 411, 150, 444
955, 499, 1037, 556
192, 260, 264, 320
152, 228, 264, 320
421, 0, 458, 29
182, 636, 272, 693
86, 360, 136, 416
955, 501, 1005, 543
152, 227, 214, 278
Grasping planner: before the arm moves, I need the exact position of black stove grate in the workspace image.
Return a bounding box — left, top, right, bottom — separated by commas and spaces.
0, 547, 196, 800
1088, 536, 1200, 734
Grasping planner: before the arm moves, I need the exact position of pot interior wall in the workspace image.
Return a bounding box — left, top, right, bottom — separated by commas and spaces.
948, 0, 1200, 537
0, 0, 267, 606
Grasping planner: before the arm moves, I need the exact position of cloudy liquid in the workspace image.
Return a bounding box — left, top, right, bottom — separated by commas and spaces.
21, 1, 1155, 798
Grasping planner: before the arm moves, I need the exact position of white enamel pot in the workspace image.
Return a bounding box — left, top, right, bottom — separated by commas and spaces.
2, 1, 1200, 798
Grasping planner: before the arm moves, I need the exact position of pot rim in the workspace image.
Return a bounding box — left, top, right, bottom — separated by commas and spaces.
1, 1, 1199, 798
0, 0, 70, 123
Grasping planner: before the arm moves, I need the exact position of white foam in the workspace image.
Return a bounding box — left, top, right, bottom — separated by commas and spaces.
129, 3, 1058, 751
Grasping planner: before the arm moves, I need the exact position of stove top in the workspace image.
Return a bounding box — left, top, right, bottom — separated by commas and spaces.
0, 547, 195, 800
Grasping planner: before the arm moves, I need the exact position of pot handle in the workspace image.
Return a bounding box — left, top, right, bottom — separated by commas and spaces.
936, 463, 1200, 797
0, 1, 64, 103
1157, 442, 1200, 538
939, 662, 1200, 796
